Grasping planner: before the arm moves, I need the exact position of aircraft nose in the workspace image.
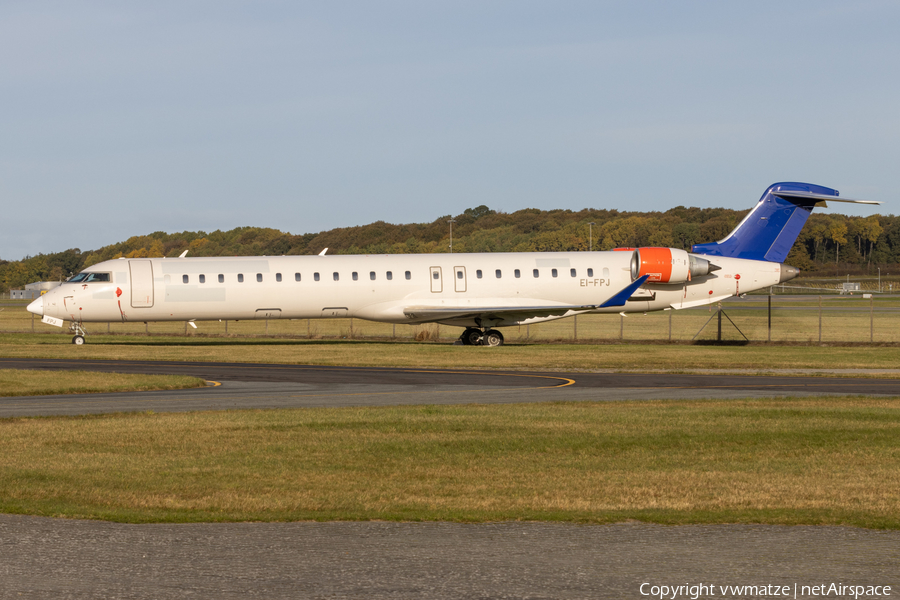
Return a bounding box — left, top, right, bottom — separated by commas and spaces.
26, 296, 44, 317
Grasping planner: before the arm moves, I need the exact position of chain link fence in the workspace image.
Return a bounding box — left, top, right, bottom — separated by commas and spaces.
3, 294, 899, 343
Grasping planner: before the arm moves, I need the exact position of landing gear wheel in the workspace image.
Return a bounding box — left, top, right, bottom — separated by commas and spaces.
72, 335, 85, 345
481, 330, 504, 347
461, 328, 482, 346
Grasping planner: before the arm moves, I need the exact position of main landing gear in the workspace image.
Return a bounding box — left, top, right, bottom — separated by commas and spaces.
70, 322, 87, 345
459, 327, 505, 347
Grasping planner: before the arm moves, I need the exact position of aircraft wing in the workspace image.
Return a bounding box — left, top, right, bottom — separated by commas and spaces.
402, 276, 649, 321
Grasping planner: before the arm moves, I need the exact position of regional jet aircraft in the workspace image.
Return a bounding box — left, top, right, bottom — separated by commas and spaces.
27, 182, 880, 346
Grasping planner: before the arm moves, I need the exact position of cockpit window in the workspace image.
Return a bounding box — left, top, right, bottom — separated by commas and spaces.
69, 272, 111, 283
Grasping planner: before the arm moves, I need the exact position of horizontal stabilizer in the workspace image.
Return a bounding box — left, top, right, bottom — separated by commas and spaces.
772, 190, 881, 206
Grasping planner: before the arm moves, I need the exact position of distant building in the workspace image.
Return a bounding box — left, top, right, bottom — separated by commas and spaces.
10, 281, 62, 300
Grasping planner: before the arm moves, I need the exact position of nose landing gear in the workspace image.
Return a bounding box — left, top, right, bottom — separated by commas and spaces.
70, 322, 87, 345
458, 327, 505, 347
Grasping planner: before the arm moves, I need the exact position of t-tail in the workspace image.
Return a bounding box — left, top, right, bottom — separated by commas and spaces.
691, 182, 881, 263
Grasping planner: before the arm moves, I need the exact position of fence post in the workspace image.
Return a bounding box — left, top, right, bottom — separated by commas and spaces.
350, 318, 354, 339
308, 319, 311, 339
668, 310, 672, 341
265, 318, 269, 335
392, 323, 396, 339
767, 294, 772, 342
107, 322, 110, 334
32, 312, 34, 333
146, 322, 149, 336
870, 296, 874, 342
573, 315, 577, 340
225, 320, 228, 334
717, 302, 722, 341
619, 314, 624, 340
184, 321, 187, 335
818, 296, 822, 343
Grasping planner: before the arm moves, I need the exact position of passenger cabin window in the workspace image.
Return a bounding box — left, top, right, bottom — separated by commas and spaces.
476, 270, 483, 279
333, 272, 339, 281
295, 273, 301, 281
199, 274, 206, 284
495, 269, 502, 278
457, 271, 463, 279
370, 271, 376, 281
533, 269, 539, 278
257, 273, 263, 282
433, 271, 439, 280
386, 271, 393, 280
238, 274, 244, 283
352, 272, 358, 281
314, 273, 320, 281
218, 274, 224, 283
183, 275, 189, 284
587, 268, 594, 277
514, 269, 521, 278
405, 271, 411, 280
552, 268, 558, 278
276, 273, 282, 282
570, 268, 576, 277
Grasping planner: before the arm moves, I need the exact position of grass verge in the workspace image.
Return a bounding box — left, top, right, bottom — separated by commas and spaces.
1, 398, 898, 527
0, 369, 206, 397
2, 333, 900, 371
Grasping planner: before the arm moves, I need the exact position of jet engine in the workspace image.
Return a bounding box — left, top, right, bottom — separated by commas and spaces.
630, 247, 718, 283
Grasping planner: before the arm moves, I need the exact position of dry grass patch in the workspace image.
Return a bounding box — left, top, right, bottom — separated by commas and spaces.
0, 369, 205, 397
1, 398, 899, 526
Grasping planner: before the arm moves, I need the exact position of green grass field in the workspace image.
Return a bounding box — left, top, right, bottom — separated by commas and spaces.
0, 369, 205, 397
1, 399, 898, 527
3, 333, 900, 372
3, 298, 900, 529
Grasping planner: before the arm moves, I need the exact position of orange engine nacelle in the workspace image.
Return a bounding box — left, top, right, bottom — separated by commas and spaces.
630, 248, 716, 283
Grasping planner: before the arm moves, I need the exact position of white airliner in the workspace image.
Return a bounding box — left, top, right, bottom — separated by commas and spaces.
27, 182, 879, 346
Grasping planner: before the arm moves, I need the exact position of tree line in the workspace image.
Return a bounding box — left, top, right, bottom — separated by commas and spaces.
2, 204, 898, 292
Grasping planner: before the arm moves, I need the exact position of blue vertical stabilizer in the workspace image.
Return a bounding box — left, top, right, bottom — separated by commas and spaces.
691, 182, 839, 263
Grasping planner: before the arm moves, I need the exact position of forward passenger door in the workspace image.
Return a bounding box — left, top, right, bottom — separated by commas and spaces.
454, 266, 466, 292
430, 267, 442, 293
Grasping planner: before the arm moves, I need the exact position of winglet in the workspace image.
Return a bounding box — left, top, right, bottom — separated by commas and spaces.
318, 248, 328, 256
599, 275, 649, 308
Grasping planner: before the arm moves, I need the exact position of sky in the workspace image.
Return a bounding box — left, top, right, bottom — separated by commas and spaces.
2, 1, 898, 260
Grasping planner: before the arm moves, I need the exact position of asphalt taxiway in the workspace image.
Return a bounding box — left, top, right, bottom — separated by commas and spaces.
1, 358, 899, 417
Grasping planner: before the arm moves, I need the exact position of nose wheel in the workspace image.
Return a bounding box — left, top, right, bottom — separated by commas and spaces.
72, 335, 85, 345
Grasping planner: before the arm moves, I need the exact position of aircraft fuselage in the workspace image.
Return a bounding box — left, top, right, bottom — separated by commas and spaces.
31, 251, 791, 329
